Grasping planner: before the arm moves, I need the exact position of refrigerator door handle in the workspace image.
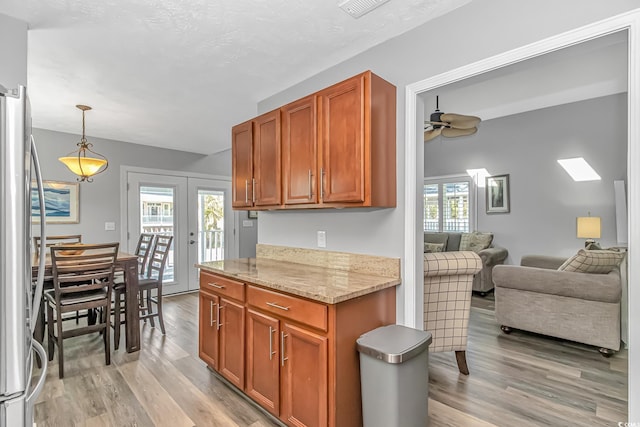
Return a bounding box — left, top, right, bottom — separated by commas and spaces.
25, 341, 47, 420
30, 135, 47, 332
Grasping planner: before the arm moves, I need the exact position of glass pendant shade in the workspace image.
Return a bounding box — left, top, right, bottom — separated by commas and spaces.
59, 105, 108, 182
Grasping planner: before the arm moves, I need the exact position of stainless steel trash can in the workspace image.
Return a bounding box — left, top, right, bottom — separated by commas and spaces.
356, 324, 432, 427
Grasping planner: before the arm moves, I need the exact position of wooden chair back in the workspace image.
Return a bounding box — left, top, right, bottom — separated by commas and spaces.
135, 233, 155, 276
50, 243, 119, 304
145, 235, 173, 283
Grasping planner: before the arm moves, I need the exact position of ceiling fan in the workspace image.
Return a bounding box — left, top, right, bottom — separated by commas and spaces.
424, 96, 481, 142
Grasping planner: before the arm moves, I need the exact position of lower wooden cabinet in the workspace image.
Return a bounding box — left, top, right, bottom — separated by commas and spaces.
200, 270, 396, 427
281, 323, 328, 427
218, 297, 245, 389
198, 291, 219, 369
246, 309, 280, 416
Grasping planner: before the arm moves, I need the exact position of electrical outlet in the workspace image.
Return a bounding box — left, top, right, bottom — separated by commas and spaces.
104, 221, 116, 231
317, 231, 326, 248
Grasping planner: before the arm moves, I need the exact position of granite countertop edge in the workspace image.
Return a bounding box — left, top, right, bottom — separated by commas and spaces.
197, 259, 401, 304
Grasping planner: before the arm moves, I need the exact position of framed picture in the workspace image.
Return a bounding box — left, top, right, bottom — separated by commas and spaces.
31, 180, 80, 223
485, 174, 510, 214
248, 210, 258, 219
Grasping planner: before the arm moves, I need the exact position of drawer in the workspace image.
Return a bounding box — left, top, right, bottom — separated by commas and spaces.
200, 270, 245, 302
247, 285, 327, 331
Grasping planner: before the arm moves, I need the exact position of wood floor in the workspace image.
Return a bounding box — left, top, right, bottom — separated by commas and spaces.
33, 291, 627, 426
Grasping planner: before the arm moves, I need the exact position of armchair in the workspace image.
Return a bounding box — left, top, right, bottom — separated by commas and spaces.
424, 251, 482, 374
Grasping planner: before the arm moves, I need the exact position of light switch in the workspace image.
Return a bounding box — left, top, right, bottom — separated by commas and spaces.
243, 220, 254, 227
317, 231, 326, 248
105, 222, 116, 231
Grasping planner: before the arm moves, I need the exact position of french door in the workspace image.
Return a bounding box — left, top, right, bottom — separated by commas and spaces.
126, 172, 235, 294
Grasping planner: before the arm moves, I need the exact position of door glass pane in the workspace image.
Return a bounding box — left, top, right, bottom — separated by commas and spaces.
140, 185, 175, 281
198, 189, 225, 263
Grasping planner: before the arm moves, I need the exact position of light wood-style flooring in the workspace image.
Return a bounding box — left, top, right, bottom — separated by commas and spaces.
33, 291, 627, 426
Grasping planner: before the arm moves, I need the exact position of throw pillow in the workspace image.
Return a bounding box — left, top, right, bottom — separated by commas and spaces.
459, 233, 471, 251
464, 232, 494, 253
424, 242, 445, 253
558, 249, 625, 274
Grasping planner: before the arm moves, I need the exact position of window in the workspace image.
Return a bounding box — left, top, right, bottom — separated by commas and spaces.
424, 176, 474, 232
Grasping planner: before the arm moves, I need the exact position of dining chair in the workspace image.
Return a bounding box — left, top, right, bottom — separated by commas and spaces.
112, 233, 156, 349
138, 235, 173, 334
45, 242, 119, 378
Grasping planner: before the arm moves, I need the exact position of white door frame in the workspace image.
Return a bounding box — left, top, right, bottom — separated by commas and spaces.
403, 9, 640, 417
119, 165, 240, 262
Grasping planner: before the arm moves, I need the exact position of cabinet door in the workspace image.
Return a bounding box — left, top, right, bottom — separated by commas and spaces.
218, 297, 246, 389
232, 120, 254, 207
282, 95, 318, 205
319, 74, 365, 203
253, 110, 281, 206
198, 291, 219, 369
281, 323, 328, 427
246, 309, 280, 416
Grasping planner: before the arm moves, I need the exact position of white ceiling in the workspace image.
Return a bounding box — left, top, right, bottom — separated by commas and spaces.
0, 0, 471, 155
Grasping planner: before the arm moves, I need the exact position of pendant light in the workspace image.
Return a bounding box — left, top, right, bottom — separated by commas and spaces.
59, 105, 108, 182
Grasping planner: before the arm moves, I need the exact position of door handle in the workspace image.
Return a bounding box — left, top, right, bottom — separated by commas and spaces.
281, 331, 288, 366
245, 179, 249, 204
252, 178, 256, 203
190, 240, 195, 244
210, 301, 216, 327
308, 169, 313, 199
269, 326, 276, 360
320, 167, 325, 199
216, 304, 223, 330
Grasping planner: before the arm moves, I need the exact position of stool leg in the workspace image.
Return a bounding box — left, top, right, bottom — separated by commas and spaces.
455, 351, 469, 375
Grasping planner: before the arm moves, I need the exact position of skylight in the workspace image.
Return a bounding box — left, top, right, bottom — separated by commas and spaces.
466, 168, 491, 187
557, 157, 601, 182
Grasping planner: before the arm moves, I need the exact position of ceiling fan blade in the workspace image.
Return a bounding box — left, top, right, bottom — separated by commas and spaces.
441, 127, 477, 138
424, 127, 442, 142
440, 113, 481, 129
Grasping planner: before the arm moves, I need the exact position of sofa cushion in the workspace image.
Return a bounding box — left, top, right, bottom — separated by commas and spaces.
460, 232, 493, 253
558, 249, 625, 274
424, 242, 445, 253
424, 232, 449, 249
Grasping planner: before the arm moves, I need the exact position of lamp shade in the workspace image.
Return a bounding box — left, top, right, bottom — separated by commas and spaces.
576, 216, 601, 239
59, 156, 107, 177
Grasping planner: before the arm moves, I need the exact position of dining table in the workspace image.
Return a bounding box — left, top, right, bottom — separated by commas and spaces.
32, 251, 142, 353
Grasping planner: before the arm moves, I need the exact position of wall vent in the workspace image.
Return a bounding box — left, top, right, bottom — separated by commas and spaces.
339, 0, 391, 18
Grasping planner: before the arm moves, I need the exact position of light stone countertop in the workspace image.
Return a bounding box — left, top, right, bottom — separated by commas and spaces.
197, 257, 401, 304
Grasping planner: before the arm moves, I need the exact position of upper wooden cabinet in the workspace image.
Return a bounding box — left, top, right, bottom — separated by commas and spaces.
232, 110, 282, 208
233, 70, 396, 210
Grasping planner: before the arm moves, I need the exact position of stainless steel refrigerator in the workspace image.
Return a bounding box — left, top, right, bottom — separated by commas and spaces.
0, 85, 48, 427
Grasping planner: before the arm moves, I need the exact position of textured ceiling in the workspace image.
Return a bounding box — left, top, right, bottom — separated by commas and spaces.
1, 0, 470, 154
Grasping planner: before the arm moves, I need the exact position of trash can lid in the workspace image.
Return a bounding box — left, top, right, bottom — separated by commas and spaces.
356, 325, 432, 364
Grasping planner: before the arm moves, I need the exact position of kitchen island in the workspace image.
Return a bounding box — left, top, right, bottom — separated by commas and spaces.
197, 244, 400, 427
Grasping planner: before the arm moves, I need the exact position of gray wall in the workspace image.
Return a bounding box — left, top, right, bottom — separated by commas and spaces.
0, 13, 27, 88
256, 0, 638, 315
33, 128, 216, 243
424, 94, 627, 264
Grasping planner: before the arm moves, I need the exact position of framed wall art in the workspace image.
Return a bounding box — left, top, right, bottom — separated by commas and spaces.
486, 174, 510, 214
31, 180, 80, 223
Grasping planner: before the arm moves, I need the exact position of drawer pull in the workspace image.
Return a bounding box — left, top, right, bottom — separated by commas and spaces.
208, 282, 226, 289
266, 301, 290, 311
281, 332, 288, 366
269, 326, 276, 360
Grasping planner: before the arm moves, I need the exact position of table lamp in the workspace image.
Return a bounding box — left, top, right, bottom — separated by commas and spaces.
576, 216, 601, 248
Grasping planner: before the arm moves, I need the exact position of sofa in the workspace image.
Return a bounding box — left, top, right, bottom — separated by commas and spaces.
493, 250, 625, 355
424, 231, 508, 294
